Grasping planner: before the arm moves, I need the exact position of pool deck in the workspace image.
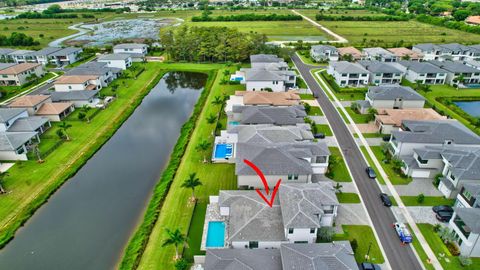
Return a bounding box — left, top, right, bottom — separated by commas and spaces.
211, 131, 237, 163
201, 199, 229, 250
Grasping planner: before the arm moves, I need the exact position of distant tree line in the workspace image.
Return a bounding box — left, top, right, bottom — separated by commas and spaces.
315, 14, 409, 21
16, 12, 79, 19
14, 4, 129, 19
417, 14, 480, 34
191, 13, 302, 22
1, 0, 64, 7
0, 32, 39, 46
160, 25, 278, 62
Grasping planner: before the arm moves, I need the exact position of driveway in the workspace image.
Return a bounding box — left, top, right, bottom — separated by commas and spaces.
309, 116, 328, 124
335, 204, 369, 233
350, 123, 378, 133
392, 207, 440, 225
390, 178, 444, 197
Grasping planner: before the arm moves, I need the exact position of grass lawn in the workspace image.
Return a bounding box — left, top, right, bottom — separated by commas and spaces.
359, 146, 386, 185
0, 72, 56, 103
345, 107, 372, 124
297, 51, 317, 65
389, 196, 398, 206
406, 224, 436, 270
316, 124, 333, 136
297, 77, 308, 89
137, 66, 242, 269
362, 133, 384, 138
183, 202, 207, 261
299, 93, 315, 100
334, 225, 385, 264
370, 146, 412, 185
418, 223, 480, 270
336, 192, 360, 203
308, 106, 323, 116
328, 147, 352, 182
400, 196, 454, 207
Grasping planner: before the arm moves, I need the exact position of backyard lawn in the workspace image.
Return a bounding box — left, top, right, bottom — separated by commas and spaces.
328, 147, 352, 182
334, 225, 385, 264
336, 192, 360, 203
316, 124, 333, 136
370, 146, 412, 185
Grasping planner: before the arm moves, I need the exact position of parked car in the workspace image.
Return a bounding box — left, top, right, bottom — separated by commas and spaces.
436, 211, 453, 222
366, 167, 377, 179
432, 205, 453, 214
360, 263, 381, 270
380, 193, 392, 207
314, 133, 325, 139
393, 222, 413, 243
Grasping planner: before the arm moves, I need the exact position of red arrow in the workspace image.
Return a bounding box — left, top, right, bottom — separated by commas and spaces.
243, 159, 282, 207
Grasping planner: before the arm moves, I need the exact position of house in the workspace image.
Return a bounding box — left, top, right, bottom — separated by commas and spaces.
412, 43, 472, 61
48, 47, 83, 66
387, 47, 424, 61
8, 95, 52, 116
29, 47, 63, 65
0, 108, 29, 132
205, 182, 338, 249
364, 85, 425, 111
230, 106, 306, 126
310, 45, 339, 62
113, 43, 148, 62
455, 183, 480, 209
235, 142, 330, 189
0, 132, 39, 160
449, 207, 480, 257
8, 50, 35, 64
337, 46, 363, 60
429, 60, 480, 86
97, 54, 132, 70
35, 102, 75, 122
0, 63, 45, 86
0, 48, 15, 62
389, 120, 480, 157
362, 47, 396, 62
243, 68, 296, 92
358, 60, 404, 85
250, 54, 288, 69
467, 45, 480, 61
7, 116, 51, 134
395, 60, 448, 84
465, 59, 480, 71
374, 108, 446, 134
326, 61, 369, 87
54, 75, 102, 91
66, 62, 120, 87
466, 16, 480, 26
51, 90, 101, 108
201, 242, 357, 270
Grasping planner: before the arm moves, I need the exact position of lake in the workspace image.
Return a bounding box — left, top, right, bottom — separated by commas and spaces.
455, 101, 480, 117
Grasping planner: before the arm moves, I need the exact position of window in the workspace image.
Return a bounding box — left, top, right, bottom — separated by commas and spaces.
288, 174, 298, 180
310, 228, 315, 234
68, 86, 72, 90
288, 228, 294, 234
463, 189, 473, 201
248, 241, 258, 249
417, 155, 428, 164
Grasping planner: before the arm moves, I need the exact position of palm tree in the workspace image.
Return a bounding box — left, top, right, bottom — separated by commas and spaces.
162, 228, 188, 259
0, 171, 9, 194
212, 95, 223, 106
56, 129, 65, 140
454, 74, 465, 89
196, 140, 211, 163
58, 121, 72, 141
181, 172, 202, 200
333, 182, 343, 194
206, 113, 216, 124
367, 108, 378, 122
81, 105, 92, 123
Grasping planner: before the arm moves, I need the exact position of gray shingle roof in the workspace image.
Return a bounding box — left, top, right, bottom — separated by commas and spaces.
0, 108, 27, 123
362, 47, 395, 57
311, 45, 338, 54
463, 183, 480, 201
330, 61, 369, 74
429, 60, 479, 73
366, 85, 424, 101
250, 54, 283, 63
231, 124, 313, 144
245, 68, 294, 82
0, 63, 16, 70
358, 60, 403, 73
454, 207, 480, 233
438, 43, 471, 53
398, 60, 447, 74
50, 90, 100, 101
66, 62, 122, 76
97, 53, 131, 61
29, 47, 62, 56
392, 120, 480, 144
279, 182, 338, 229
50, 47, 82, 56
281, 242, 358, 270
0, 48, 15, 56
205, 248, 282, 270
8, 50, 34, 56
113, 43, 147, 49
441, 147, 480, 181
0, 132, 36, 151
8, 116, 49, 132
239, 106, 306, 125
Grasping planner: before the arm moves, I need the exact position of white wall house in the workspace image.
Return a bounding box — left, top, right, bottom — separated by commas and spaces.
365, 85, 425, 110
413, 43, 473, 62
113, 43, 148, 62
0, 63, 45, 86
243, 68, 296, 92
358, 61, 404, 85
48, 47, 83, 66
97, 54, 132, 70
429, 60, 480, 86
0, 108, 29, 132
310, 45, 339, 62
362, 47, 396, 62
0, 132, 38, 161
396, 61, 447, 84
449, 207, 480, 258
327, 61, 369, 87
54, 75, 102, 92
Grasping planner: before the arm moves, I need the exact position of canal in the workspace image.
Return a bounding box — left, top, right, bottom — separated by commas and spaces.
0, 72, 207, 270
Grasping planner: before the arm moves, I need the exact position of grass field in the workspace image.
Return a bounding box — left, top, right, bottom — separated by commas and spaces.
334, 225, 385, 264
328, 147, 352, 182
336, 192, 360, 203
316, 124, 333, 136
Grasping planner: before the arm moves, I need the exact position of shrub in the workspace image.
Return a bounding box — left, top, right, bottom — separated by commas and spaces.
433, 174, 442, 187
446, 241, 460, 256
317, 227, 335, 242
303, 103, 311, 114
174, 259, 188, 270
416, 193, 425, 204
350, 239, 358, 252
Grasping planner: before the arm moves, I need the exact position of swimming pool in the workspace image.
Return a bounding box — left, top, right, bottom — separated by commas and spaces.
214, 144, 233, 159
228, 121, 239, 126
206, 221, 225, 248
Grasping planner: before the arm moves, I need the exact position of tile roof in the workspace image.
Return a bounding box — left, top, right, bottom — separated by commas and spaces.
376, 108, 445, 126
51, 90, 100, 101
55, 75, 99, 84
8, 116, 49, 132
8, 95, 50, 108
466, 16, 480, 25
238, 105, 306, 125
387, 47, 423, 59
429, 60, 480, 73
0, 132, 37, 151
454, 207, 480, 233
0, 108, 27, 122
366, 85, 425, 101
0, 63, 16, 70
441, 147, 480, 180
49, 47, 82, 56
250, 54, 283, 63
330, 61, 369, 74
114, 43, 147, 49
337, 47, 363, 58
36, 102, 73, 115
245, 68, 295, 81
397, 60, 447, 74
205, 249, 282, 270
97, 53, 131, 61
0, 63, 41, 75
238, 90, 300, 106
29, 47, 62, 56
311, 45, 338, 54
231, 124, 314, 144
358, 60, 403, 73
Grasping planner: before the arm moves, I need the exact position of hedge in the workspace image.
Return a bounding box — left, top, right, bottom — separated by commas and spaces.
315, 14, 409, 21
192, 13, 302, 22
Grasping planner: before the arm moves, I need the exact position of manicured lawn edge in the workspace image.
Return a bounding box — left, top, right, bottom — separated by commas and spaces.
0, 66, 164, 249
333, 225, 385, 264
400, 196, 454, 207
118, 69, 217, 270
336, 192, 360, 203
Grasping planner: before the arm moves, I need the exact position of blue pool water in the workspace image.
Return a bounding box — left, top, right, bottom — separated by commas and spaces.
206, 221, 225, 248
228, 121, 239, 126
455, 101, 480, 117
467, 84, 480, 89
214, 144, 233, 159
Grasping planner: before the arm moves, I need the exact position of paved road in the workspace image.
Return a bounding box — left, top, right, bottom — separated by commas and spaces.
292, 54, 423, 270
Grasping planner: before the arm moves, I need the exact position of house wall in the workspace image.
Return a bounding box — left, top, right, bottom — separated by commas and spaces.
371, 99, 424, 110
327, 67, 369, 87
285, 228, 317, 243
113, 46, 147, 56
231, 241, 282, 249
449, 214, 480, 257
98, 58, 132, 70
0, 65, 44, 86
69, 98, 100, 108
0, 148, 28, 161
237, 174, 310, 189
246, 80, 286, 92
0, 110, 29, 132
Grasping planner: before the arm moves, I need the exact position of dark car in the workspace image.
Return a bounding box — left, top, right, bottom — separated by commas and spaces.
432, 205, 453, 214
360, 262, 381, 270
366, 167, 377, 179
436, 211, 453, 222
314, 133, 325, 139
380, 193, 392, 207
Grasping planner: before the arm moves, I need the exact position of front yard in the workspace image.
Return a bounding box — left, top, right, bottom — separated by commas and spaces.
336, 192, 360, 203
400, 196, 454, 207
370, 146, 412, 185
345, 107, 372, 124
333, 225, 385, 264
327, 147, 352, 182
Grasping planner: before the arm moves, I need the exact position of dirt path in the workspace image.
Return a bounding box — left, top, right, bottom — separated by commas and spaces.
291, 9, 348, 43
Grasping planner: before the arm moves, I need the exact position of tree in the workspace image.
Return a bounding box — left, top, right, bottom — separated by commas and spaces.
453, 10, 470, 21
78, 112, 86, 121
58, 121, 72, 141
391, 158, 404, 173
206, 113, 216, 124
181, 172, 202, 200
333, 182, 343, 194
454, 74, 465, 88
438, 226, 455, 244
196, 140, 211, 163
303, 102, 311, 114
0, 171, 9, 194
56, 129, 65, 140
162, 228, 188, 259
81, 105, 92, 123
174, 259, 189, 270
367, 108, 378, 122
350, 239, 358, 252
318, 227, 335, 242
212, 95, 223, 106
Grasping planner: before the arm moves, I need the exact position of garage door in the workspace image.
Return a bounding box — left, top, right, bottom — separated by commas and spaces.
411, 170, 431, 178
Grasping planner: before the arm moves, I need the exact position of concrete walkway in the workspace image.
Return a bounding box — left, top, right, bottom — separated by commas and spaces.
392, 207, 440, 225
335, 204, 369, 233
291, 10, 348, 43
323, 136, 338, 147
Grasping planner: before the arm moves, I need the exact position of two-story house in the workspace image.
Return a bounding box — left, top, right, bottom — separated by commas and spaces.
362, 47, 396, 62
429, 60, 480, 86
243, 68, 296, 92
66, 62, 121, 87
97, 54, 132, 70
310, 45, 339, 62
0, 63, 45, 86
48, 47, 83, 67
413, 43, 472, 61
363, 85, 425, 112
54, 75, 102, 91
113, 43, 148, 62
395, 60, 447, 84
358, 60, 404, 85
387, 47, 424, 61
29, 47, 63, 65
326, 61, 369, 87
449, 207, 480, 257
229, 105, 306, 126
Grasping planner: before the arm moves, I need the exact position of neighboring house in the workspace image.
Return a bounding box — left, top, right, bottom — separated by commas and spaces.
337, 46, 363, 60
395, 60, 447, 84
7, 116, 51, 134
97, 54, 132, 70
465, 59, 480, 71
201, 242, 358, 270
66, 62, 120, 87
0, 48, 15, 62
455, 183, 480, 209
48, 47, 83, 66
467, 45, 480, 61
51, 90, 101, 108
243, 68, 296, 92
113, 43, 148, 62
358, 60, 404, 85
326, 61, 369, 87
0, 132, 38, 160
8, 50, 35, 64
449, 207, 480, 257
389, 120, 480, 157
54, 75, 102, 91
250, 54, 287, 69
230, 106, 306, 126
362, 47, 396, 62
388, 47, 424, 61
429, 60, 480, 86
412, 43, 472, 61
235, 142, 330, 189
0, 63, 45, 86
310, 45, 339, 62
30, 47, 63, 65
364, 85, 425, 111
374, 108, 445, 134
466, 15, 480, 25
8, 95, 52, 116
35, 102, 75, 122
0, 108, 29, 131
